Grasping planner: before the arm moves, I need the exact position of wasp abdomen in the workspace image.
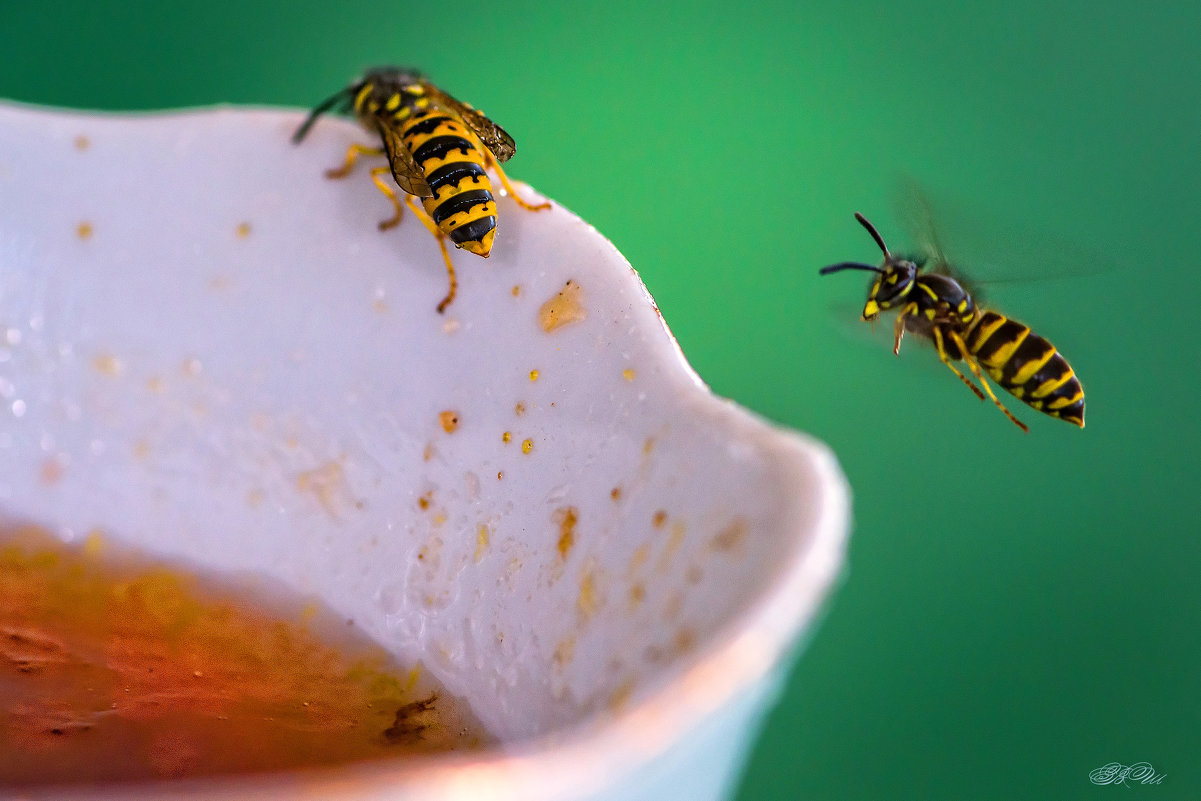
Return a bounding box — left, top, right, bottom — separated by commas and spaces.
401, 111, 498, 255
966, 311, 1085, 427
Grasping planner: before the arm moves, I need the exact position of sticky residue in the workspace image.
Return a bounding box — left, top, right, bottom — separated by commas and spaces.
651, 510, 668, 529
577, 565, 601, 620
521, 438, 534, 455
553, 637, 575, 669
657, 522, 687, 572
627, 544, 649, 572
538, 280, 587, 332
235, 222, 252, 239
622, 368, 636, 382
439, 410, 460, 433
73, 134, 90, 151
92, 353, 124, 376
711, 518, 748, 553
671, 627, 696, 656
502, 431, 512, 444
528, 369, 540, 382
606, 678, 636, 712
554, 507, 578, 560
297, 461, 355, 517
514, 402, 527, 416
38, 455, 65, 485
75, 221, 93, 240
475, 524, 490, 563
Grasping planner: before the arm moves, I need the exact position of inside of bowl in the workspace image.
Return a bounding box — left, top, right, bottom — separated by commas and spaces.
0, 105, 844, 745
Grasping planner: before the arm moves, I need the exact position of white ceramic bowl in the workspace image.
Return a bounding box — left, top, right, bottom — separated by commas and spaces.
0, 103, 849, 800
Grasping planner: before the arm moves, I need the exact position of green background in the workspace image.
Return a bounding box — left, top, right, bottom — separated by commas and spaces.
3, 2, 1197, 798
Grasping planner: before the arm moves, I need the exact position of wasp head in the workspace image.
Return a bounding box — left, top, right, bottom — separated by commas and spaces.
360, 66, 426, 88
292, 67, 430, 145
819, 212, 918, 321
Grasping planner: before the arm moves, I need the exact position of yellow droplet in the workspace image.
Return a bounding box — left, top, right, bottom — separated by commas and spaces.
521, 438, 533, 455
622, 368, 636, 382
555, 507, 578, 560
92, 353, 124, 376
235, 222, 252, 238
502, 431, 512, 444
76, 221, 93, 240
529, 369, 539, 382
73, 134, 90, 151
438, 410, 459, 433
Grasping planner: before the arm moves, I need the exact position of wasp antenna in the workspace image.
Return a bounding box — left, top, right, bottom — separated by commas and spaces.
819, 261, 886, 276
292, 88, 352, 144
853, 212, 892, 260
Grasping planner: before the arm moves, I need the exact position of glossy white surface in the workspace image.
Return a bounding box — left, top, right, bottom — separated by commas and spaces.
0, 103, 848, 799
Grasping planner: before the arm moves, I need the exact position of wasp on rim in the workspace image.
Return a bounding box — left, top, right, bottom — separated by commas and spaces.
820, 212, 1085, 432
293, 67, 550, 313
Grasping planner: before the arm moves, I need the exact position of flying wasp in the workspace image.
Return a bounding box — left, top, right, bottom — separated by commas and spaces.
820, 212, 1085, 432
293, 67, 550, 313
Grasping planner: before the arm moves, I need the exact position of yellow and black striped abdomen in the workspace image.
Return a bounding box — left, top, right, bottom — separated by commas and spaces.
965, 311, 1085, 427
400, 111, 498, 257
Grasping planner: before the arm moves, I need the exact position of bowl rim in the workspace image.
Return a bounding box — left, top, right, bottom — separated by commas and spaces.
0, 102, 851, 799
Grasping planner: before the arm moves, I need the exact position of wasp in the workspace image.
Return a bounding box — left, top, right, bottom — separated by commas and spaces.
293, 67, 550, 313
820, 212, 1085, 432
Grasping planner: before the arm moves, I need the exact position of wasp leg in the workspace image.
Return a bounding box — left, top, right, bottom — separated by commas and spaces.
893, 302, 918, 355
945, 329, 1030, 433
325, 143, 385, 179
931, 326, 988, 403
369, 166, 405, 230
324, 144, 406, 229
481, 151, 551, 212
403, 195, 458, 314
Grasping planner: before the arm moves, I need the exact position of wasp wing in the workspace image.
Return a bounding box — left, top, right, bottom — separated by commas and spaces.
424, 84, 517, 163
380, 125, 433, 198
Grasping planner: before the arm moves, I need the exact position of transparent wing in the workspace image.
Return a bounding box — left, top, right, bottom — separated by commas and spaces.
897, 178, 954, 270
424, 83, 517, 163
897, 177, 1114, 286
381, 125, 433, 197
